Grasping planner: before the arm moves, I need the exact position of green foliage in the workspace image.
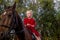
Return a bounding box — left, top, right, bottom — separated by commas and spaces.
0, 0, 3, 4
39, 0, 59, 40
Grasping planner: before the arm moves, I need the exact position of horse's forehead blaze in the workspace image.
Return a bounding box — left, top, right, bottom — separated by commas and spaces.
3, 11, 6, 15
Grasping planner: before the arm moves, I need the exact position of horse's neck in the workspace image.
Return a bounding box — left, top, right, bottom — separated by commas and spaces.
15, 13, 32, 40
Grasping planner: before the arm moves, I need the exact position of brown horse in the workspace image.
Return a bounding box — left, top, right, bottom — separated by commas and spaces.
0, 3, 33, 40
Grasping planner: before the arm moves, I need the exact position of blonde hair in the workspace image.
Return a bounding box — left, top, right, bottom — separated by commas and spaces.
26, 10, 33, 14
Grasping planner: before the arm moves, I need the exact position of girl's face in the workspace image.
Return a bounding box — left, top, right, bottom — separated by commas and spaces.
26, 11, 32, 18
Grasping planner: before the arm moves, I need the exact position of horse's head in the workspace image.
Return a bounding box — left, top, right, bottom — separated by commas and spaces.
0, 2, 17, 39
0, 2, 16, 25
0, 2, 25, 40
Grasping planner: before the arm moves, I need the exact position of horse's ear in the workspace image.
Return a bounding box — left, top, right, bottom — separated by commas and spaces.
12, 2, 16, 10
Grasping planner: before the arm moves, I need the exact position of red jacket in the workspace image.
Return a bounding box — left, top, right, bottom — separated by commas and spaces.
24, 17, 40, 37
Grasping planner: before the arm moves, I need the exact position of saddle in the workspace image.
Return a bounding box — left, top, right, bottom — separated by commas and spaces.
28, 30, 36, 40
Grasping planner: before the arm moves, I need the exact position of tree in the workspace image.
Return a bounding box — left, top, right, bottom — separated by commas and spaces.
39, 0, 58, 40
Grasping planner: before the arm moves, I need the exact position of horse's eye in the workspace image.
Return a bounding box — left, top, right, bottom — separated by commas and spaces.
8, 14, 11, 17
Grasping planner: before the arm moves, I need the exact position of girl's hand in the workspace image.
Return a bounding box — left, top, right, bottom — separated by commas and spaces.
31, 25, 35, 27
26, 24, 35, 27
27, 23, 30, 26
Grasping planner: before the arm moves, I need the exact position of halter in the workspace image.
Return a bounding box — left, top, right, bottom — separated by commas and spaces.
0, 24, 24, 34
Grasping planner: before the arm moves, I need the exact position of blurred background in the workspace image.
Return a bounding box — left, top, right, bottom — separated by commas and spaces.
0, 0, 60, 40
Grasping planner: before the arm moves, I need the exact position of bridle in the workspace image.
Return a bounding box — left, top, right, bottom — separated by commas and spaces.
0, 25, 10, 28
0, 24, 24, 34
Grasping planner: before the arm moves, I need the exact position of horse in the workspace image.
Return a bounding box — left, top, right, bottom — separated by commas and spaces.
0, 2, 33, 40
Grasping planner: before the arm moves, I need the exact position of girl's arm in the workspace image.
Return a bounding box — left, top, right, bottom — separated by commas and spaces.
31, 19, 36, 27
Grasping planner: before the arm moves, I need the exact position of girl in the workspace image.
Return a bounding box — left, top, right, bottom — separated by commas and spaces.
23, 10, 41, 40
